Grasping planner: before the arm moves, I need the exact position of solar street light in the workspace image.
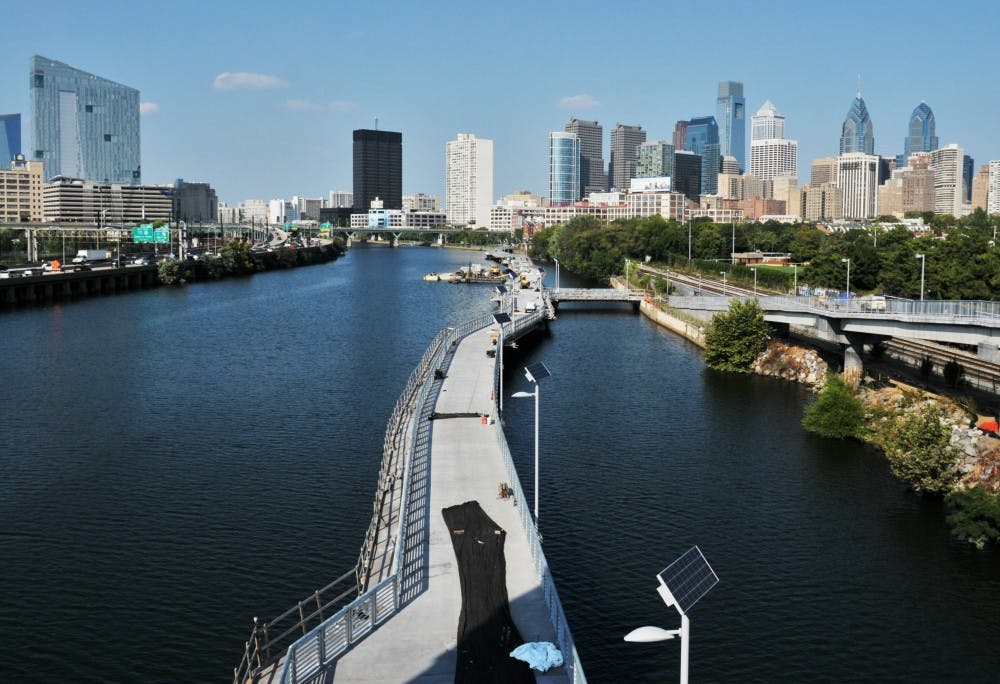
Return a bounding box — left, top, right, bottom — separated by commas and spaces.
511, 362, 551, 525
492, 313, 511, 412
624, 546, 719, 684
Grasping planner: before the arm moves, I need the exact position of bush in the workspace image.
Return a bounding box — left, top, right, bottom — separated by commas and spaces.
802, 373, 867, 439
703, 298, 769, 372
881, 403, 959, 495
943, 359, 965, 388
919, 356, 934, 379
946, 486, 1000, 549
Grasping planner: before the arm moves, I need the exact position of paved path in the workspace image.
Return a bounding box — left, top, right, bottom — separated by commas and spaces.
334, 322, 562, 683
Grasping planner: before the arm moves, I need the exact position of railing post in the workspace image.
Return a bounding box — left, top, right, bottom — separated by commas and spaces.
318, 619, 326, 666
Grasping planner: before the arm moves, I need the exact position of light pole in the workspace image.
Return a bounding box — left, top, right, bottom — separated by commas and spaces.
750, 267, 757, 296
687, 219, 692, 261
731, 221, 735, 262
841, 257, 851, 297
793, 263, 798, 295
625, 257, 630, 291
720, 271, 727, 296
511, 362, 551, 526
916, 253, 925, 302
553, 257, 560, 292
492, 312, 511, 413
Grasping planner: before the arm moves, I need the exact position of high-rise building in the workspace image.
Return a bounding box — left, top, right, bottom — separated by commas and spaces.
635, 141, 675, 179
43, 178, 172, 223
609, 123, 646, 190
837, 153, 879, 218
403, 193, 440, 212
241, 199, 268, 225
987, 161, 1000, 215
685, 117, 720, 195
811, 157, 839, 186
794, 183, 843, 221
549, 132, 580, 206
446, 132, 494, 227
353, 129, 402, 210
565, 118, 606, 195
0, 156, 44, 222
971, 164, 990, 212
30, 55, 141, 184
930, 144, 970, 216
292, 196, 323, 220
173, 179, 218, 222
899, 102, 938, 167
720, 156, 740, 174
902, 153, 936, 214
672, 120, 688, 151
749, 101, 797, 182
716, 81, 746, 171
1, 114, 21, 163
673, 151, 702, 202
963, 154, 974, 204
840, 89, 875, 155
328, 190, 353, 208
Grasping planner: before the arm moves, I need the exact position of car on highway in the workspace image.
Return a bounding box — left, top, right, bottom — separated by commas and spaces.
133, 255, 154, 266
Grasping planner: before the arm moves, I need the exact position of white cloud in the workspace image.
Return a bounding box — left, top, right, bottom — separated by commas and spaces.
213, 71, 290, 91
284, 99, 360, 113
139, 102, 159, 115
559, 94, 601, 110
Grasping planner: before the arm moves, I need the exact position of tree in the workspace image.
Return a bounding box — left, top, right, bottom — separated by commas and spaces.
881, 403, 959, 495
703, 299, 769, 372
946, 486, 1000, 549
802, 373, 867, 439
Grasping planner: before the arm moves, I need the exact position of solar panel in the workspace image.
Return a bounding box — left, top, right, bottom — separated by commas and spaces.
492, 312, 512, 324
657, 546, 718, 615
495, 285, 508, 294
524, 362, 551, 383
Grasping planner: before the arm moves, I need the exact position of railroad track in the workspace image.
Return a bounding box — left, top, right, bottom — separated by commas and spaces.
883, 337, 1000, 394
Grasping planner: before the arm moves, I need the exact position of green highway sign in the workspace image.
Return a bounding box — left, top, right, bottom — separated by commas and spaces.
153, 227, 170, 243
132, 225, 154, 243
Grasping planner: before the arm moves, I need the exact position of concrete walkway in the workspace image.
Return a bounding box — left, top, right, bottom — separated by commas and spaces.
333, 322, 563, 683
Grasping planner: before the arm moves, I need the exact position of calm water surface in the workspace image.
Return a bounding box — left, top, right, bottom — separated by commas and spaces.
1, 245, 997, 682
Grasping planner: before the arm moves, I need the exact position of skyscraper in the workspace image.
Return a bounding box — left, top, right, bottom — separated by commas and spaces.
840, 89, 875, 156
446, 133, 493, 227
673, 151, 702, 202
1, 114, 21, 163
635, 141, 675, 179
837, 153, 879, 219
987, 161, 1000, 215
672, 120, 688, 151
565, 118, 606, 195
902, 102, 938, 163
30, 55, 141, 184
716, 81, 746, 171
353, 129, 402, 210
609, 123, 646, 190
930, 144, 969, 216
549, 132, 580, 205
749, 101, 797, 182
685, 117, 720, 195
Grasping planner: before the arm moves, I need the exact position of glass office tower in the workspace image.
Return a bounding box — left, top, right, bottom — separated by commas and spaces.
30, 55, 140, 183
839, 91, 874, 155
716, 81, 746, 171
549, 132, 580, 205
685, 117, 720, 195
1, 114, 21, 163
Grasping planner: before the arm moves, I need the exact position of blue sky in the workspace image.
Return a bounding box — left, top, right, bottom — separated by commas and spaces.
2, 0, 998, 205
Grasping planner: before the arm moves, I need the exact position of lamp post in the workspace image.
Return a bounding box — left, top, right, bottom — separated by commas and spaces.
750, 267, 757, 296
793, 263, 798, 296
625, 257, 630, 291
720, 271, 727, 296
553, 257, 560, 292
916, 253, 925, 302
687, 219, 692, 261
841, 257, 851, 297
492, 312, 511, 413
511, 362, 551, 526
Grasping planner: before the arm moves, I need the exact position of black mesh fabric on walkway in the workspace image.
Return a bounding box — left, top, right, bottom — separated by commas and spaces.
442, 500, 534, 684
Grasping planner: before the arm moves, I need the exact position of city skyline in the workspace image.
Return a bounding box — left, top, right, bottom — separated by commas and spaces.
1, 1, 998, 205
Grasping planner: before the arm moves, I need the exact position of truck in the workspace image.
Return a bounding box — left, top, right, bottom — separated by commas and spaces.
72, 249, 111, 264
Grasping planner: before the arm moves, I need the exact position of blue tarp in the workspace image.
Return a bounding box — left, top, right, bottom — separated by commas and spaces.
510, 642, 564, 672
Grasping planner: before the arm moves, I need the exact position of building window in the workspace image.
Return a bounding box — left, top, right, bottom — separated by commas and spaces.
104, 134, 112, 142
35, 150, 44, 158
86, 105, 94, 112
33, 73, 44, 88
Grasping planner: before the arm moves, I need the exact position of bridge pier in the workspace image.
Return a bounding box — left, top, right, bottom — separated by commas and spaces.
978, 343, 1000, 364
842, 343, 863, 387
437, 233, 444, 246
391, 232, 401, 248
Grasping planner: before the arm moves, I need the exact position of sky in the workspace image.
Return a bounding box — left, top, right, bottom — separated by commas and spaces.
2, 0, 999, 206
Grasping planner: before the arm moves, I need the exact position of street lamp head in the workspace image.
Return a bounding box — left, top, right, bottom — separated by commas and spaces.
841, 257, 849, 264
624, 626, 678, 643
511, 391, 535, 399
916, 253, 924, 259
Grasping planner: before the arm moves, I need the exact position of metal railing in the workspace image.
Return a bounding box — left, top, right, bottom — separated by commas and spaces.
239, 302, 558, 684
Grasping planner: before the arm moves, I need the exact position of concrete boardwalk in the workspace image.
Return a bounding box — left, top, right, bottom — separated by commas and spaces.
334, 320, 563, 683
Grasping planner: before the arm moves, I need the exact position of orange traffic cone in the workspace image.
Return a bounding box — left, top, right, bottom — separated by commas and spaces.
481, 414, 487, 424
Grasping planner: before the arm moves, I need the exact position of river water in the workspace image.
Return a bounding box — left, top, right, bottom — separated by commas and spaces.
1, 245, 997, 683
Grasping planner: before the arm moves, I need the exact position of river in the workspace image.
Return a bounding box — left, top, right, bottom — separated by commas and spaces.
1, 245, 997, 682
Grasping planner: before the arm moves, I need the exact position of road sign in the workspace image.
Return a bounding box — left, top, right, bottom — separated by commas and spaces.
153, 227, 170, 243
132, 225, 154, 243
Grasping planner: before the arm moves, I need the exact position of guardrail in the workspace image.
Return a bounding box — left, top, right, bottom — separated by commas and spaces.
238, 304, 558, 684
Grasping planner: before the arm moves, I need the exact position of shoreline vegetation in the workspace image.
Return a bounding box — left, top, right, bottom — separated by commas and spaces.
157, 239, 346, 285
526, 214, 999, 550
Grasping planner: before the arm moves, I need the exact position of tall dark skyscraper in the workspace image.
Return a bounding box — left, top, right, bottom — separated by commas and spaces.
353, 129, 402, 210
609, 123, 645, 190
673, 150, 702, 202
565, 118, 606, 195
685, 116, 719, 195
1, 114, 21, 163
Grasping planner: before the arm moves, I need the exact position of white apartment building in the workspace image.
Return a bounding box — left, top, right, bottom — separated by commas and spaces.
267, 199, 300, 225
931, 144, 970, 217
988, 160, 1000, 215
241, 199, 268, 225
327, 190, 353, 208
446, 133, 493, 227
0, 157, 44, 222
749, 101, 797, 182
403, 193, 440, 212
837, 153, 879, 219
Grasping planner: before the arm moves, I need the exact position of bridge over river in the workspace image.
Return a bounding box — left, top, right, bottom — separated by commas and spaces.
235, 262, 585, 684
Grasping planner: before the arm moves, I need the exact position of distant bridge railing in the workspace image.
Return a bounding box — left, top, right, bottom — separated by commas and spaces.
242, 305, 552, 684
549, 287, 645, 302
